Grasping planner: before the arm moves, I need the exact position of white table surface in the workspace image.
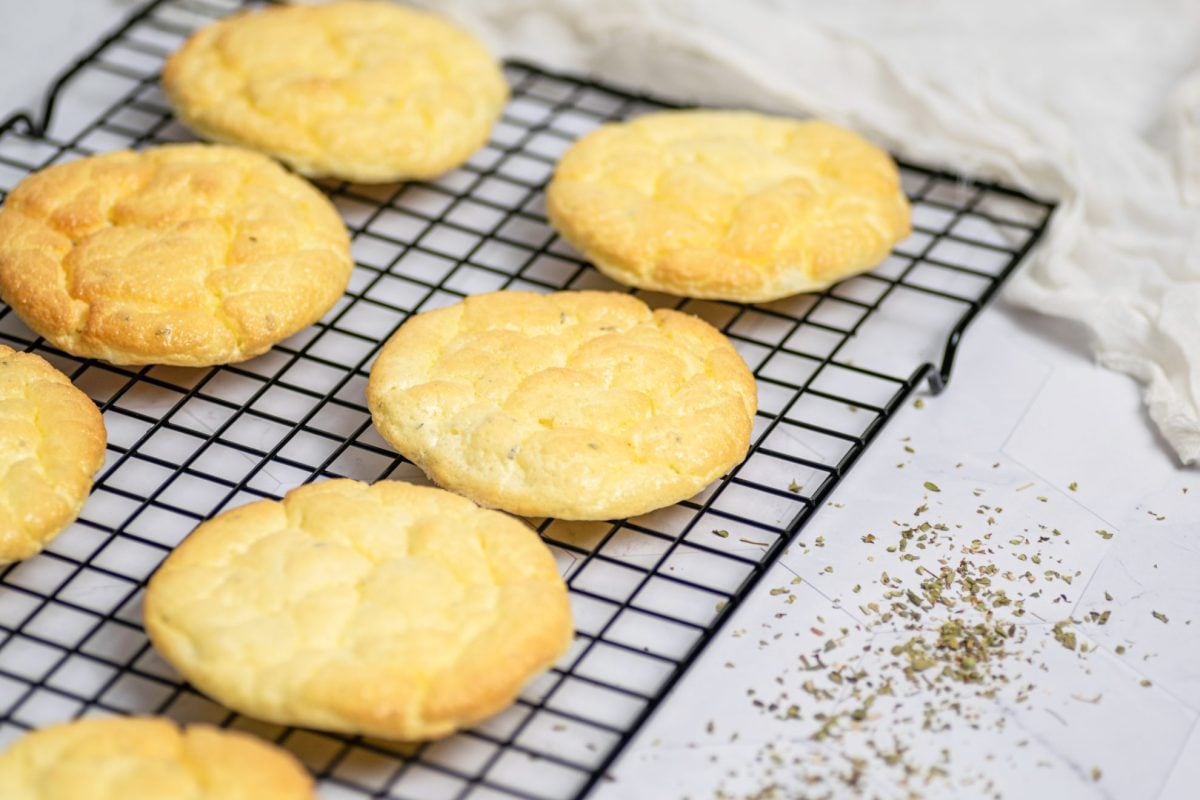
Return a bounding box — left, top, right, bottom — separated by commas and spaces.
1, 3, 1196, 799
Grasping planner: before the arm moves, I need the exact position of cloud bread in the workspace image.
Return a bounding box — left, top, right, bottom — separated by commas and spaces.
144, 479, 573, 741
0, 344, 106, 564
162, 1, 508, 183
367, 291, 757, 520
546, 111, 911, 303
0, 716, 315, 800
0, 144, 352, 366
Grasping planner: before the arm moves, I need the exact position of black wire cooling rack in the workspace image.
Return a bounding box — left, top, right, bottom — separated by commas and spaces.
0, 0, 1055, 797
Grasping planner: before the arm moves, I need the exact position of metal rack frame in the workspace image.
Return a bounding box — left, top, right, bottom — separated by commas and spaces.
0, 1, 1055, 798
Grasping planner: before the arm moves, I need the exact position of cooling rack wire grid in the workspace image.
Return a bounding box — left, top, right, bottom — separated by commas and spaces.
0, 1, 1054, 797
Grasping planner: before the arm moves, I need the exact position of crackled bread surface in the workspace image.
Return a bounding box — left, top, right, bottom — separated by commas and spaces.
163, 1, 508, 182
0, 345, 105, 564
0, 144, 352, 366
546, 111, 911, 302
367, 291, 757, 520
0, 716, 314, 800
145, 479, 573, 741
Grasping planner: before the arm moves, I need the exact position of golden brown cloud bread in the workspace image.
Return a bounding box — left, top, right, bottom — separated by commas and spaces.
0, 344, 105, 564
0, 144, 352, 366
0, 716, 315, 800
367, 291, 757, 520
163, 1, 508, 183
144, 479, 573, 741
546, 111, 911, 302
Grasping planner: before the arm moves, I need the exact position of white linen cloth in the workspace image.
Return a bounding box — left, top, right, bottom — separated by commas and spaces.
417, 0, 1200, 464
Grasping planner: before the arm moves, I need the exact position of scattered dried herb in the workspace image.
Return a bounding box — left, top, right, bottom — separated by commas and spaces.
722, 453, 1155, 798
1052, 620, 1077, 651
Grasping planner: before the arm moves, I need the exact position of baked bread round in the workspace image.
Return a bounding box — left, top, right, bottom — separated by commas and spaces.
162, 1, 508, 183
0, 344, 106, 564
546, 111, 911, 302
0, 716, 314, 800
367, 291, 757, 520
144, 479, 572, 741
0, 144, 352, 366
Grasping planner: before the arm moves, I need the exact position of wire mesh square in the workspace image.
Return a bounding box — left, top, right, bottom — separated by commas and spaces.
0, 0, 1054, 797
